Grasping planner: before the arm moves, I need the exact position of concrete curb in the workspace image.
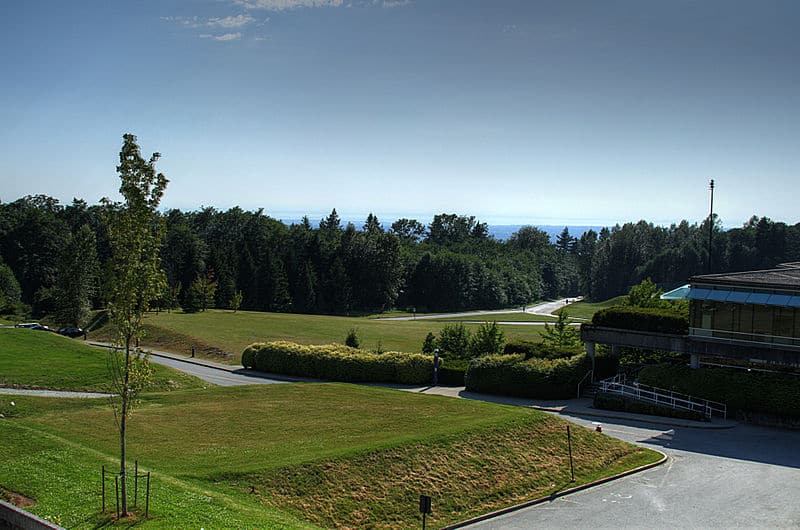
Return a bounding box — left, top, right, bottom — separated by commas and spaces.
440, 450, 669, 529
542, 407, 737, 430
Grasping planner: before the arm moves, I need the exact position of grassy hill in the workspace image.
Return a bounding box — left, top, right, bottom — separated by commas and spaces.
92, 309, 548, 363
563, 296, 626, 320
0, 328, 204, 392
1, 384, 660, 528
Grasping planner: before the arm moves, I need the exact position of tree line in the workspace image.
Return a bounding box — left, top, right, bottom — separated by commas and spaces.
1, 194, 799, 325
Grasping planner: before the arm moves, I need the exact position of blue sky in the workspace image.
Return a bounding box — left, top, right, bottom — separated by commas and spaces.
1, 0, 798, 227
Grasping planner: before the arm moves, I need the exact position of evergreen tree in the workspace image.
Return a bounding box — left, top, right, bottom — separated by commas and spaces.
467, 321, 505, 357
540, 309, 581, 349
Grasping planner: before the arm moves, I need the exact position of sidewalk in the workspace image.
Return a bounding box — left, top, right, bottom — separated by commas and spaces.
88, 341, 736, 429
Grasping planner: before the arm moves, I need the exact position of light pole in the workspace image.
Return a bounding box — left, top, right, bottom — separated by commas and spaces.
707, 179, 715, 273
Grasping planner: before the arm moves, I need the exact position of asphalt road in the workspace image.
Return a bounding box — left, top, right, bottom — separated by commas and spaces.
464, 414, 800, 529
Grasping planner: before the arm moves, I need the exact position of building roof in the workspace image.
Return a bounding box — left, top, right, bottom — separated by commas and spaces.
690, 263, 800, 291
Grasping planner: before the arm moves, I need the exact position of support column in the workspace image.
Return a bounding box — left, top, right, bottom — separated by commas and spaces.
586, 342, 596, 381
690, 353, 700, 369
611, 344, 620, 358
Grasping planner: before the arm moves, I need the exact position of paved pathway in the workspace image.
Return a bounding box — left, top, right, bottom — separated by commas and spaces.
374, 298, 579, 321
0, 388, 111, 399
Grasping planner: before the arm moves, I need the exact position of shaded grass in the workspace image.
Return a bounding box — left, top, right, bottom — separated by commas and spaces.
93, 310, 546, 364
0, 384, 660, 528
0, 329, 205, 392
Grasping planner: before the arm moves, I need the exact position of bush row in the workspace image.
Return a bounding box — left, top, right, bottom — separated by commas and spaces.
638, 363, 800, 419
593, 392, 707, 422
464, 353, 591, 399
591, 306, 688, 335
502, 340, 579, 360
242, 341, 435, 385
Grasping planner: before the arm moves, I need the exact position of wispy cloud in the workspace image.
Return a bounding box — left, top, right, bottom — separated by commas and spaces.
208, 15, 256, 28
382, 0, 411, 8
233, 0, 344, 10
199, 32, 243, 41
163, 14, 256, 29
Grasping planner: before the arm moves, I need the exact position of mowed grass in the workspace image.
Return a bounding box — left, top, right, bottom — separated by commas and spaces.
563, 296, 625, 320
431, 312, 557, 322
0, 329, 205, 392
94, 309, 546, 363
1, 384, 660, 529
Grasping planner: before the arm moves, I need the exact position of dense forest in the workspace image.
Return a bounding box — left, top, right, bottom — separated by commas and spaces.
1, 194, 799, 325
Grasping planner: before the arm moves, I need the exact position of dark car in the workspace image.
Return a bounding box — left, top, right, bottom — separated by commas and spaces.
58, 327, 86, 338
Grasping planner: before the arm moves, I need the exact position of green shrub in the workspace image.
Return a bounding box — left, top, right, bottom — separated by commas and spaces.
591, 306, 688, 335
503, 341, 581, 361
593, 392, 706, 422
502, 340, 538, 356
242, 341, 434, 385
345, 328, 360, 349
467, 321, 505, 357
639, 363, 800, 419
438, 358, 468, 386
465, 353, 591, 399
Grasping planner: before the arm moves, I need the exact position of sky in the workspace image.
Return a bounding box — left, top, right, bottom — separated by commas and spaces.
1, 0, 798, 227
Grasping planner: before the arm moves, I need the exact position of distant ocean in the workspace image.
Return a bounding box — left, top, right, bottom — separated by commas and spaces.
278, 218, 604, 242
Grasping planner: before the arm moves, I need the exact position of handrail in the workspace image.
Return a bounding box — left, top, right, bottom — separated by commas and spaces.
597, 375, 727, 420
576, 370, 593, 399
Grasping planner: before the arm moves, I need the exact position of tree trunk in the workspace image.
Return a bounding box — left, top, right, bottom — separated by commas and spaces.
120, 335, 131, 516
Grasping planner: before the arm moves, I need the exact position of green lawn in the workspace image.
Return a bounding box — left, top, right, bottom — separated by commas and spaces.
0, 329, 205, 392
0, 314, 660, 528
93, 309, 547, 363
563, 296, 625, 320
1, 384, 660, 529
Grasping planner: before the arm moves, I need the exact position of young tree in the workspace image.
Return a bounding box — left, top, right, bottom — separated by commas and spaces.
467, 321, 505, 357
345, 328, 360, 348
230, 289, 243, 312
105, 134, 168, 517
437, 323, 471, 359
540, 309, 581, 349
421, 332, 437, 354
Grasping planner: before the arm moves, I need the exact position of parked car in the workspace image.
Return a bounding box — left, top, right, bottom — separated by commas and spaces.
14, 322, 41, 328
58, 327, 86, 338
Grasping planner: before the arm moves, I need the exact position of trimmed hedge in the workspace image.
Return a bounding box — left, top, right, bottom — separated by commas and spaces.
502, 340, 580, 360
438, 358, 468, 386
591, 306, 688, 335
465, 353, 591, 399
242, 341, 434, 385
593, 392, 707, 422
639, 363, 800, 419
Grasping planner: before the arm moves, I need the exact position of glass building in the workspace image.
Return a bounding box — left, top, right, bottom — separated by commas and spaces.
662, 263, 800, 350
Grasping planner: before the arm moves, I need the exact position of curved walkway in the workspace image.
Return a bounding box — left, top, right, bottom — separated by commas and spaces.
375, 298, 580, 321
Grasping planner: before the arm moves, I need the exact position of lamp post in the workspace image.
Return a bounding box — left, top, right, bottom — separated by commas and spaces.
707, 179, 715, 273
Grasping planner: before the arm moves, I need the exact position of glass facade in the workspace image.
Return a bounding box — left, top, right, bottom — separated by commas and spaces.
690, 298, 800, 346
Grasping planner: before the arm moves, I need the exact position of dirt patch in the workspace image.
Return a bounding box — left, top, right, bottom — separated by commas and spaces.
0, 486, 35, 508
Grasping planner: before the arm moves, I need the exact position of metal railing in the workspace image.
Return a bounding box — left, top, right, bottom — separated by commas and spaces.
576, 370, 593, 399
689, 327, 800, 349
598, 374, 727, 420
